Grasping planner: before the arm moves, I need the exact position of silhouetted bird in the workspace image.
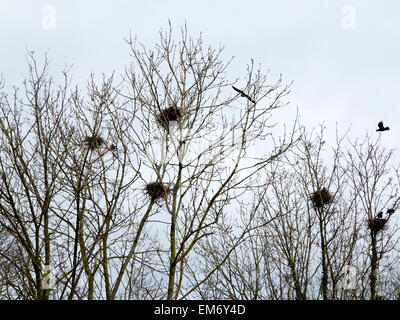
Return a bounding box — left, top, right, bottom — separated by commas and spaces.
232, 86, 256, 104
387, 208, 395, 215
376, 121, 390, 132
377, 211, 383, 219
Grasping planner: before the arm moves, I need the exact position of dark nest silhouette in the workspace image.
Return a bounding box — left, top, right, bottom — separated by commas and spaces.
156, 106, 182, 130
310, 188, 333, 208
367, 217, 388, 233
145, 181, 171, 201
83, 135, 105, 150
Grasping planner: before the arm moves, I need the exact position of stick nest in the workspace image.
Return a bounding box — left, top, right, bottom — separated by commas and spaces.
83, 135, 105, 150
310, 188, 333, 208
145, 181, 171, 201
156, 106, 182, 129
368, 218, 388, 233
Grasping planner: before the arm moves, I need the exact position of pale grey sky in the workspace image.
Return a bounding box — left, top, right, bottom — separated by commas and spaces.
1, 0, 400, 150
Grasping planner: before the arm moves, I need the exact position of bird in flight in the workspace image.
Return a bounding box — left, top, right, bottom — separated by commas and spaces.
232, 86, 256, 104
376, 121, 390, 132
377, 211, 383, 219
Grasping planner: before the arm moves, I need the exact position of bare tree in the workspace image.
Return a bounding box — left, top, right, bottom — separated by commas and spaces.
4, 24, 398, 301
0, 24, 299, 300
0, 52, 72, 299
345, 134, 400, 299
121, 23, 299, 299
195, 126, 400, 300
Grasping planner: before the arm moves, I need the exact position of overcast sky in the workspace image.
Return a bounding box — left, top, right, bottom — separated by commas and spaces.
1, 0, 400, 153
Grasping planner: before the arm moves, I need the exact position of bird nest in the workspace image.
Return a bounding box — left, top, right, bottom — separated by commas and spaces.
155, 106, 182, 130
310, 188, 333, 208
83, 135, 105, 150
367, 218, 388, 233
145, 181, 171, 201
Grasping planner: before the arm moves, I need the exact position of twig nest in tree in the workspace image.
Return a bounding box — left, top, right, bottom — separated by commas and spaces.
310, 188, 332, 208
156, 106, 182, 130
368, 218, 388, 233
145, 181, 171, 201
83, 135, 105, 150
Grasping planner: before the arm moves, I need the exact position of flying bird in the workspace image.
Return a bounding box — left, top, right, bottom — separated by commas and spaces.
377, 211, 383, 219
232, 86, 256, 104
376, 121, 390, 132
387, 208, 395, 215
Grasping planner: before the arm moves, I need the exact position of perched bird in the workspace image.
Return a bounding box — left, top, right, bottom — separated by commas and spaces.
376, 121, 390, 132
377, 211, 383, 219
232, 86, 256, 104
387, 208, 395, 215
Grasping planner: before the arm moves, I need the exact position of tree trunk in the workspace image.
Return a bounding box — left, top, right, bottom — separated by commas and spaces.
369, 230, 378, 300
319, 211, 328, 300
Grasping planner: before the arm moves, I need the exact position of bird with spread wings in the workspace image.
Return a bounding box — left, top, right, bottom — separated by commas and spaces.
376, 121, 390, 132
232, 86, 256, 104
